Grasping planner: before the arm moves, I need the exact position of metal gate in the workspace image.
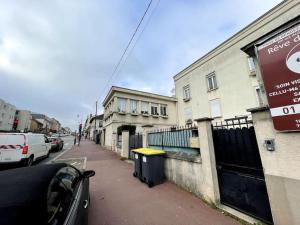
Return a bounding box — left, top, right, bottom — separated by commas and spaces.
212, 117, 273, 224
129, 133, 143, 159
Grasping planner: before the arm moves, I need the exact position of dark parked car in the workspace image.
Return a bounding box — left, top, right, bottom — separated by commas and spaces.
49, 137, 64, 151
0, 163, 95, 225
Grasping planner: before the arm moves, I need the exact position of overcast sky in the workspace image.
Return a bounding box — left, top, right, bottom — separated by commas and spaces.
0, 0, 282, 130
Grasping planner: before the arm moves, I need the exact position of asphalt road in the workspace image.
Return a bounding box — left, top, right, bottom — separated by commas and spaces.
40, 135, 74, 164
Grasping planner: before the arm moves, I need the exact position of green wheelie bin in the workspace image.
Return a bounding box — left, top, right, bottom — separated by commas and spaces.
132, 148, 165, 187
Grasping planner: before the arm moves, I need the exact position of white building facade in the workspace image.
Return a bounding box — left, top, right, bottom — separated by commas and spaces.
0, 99, 16, 131
173, 1, 300, 224
15, 110, 32, 132
174, 0, 299, 125
89, 115, 104, 141
103, 86, 177, 148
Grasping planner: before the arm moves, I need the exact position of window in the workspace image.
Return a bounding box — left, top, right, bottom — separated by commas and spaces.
117, 98, 127, 112
130, 100, 138, 114
184, 107, 193, 122
108, 103, 112, 113
151, 103, 159, 115
255, 86, 264, 106
183, 85, 191, 101
209, 99, 222, 118
160, 105, 167, 116
248, 57, 256, 72
47, 167, 81, 225
206, 72, 218, 91
141, 101, 149, 114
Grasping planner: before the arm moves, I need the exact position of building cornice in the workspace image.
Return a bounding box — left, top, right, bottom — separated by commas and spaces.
241, 15, 300, 56
102, 86, 177, 106
173, 0, 299, 81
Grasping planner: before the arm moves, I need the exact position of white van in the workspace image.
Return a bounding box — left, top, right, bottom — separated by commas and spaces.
0, 133, 51, 166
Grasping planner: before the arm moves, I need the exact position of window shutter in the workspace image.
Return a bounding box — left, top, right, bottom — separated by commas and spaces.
209, 99, 221, 118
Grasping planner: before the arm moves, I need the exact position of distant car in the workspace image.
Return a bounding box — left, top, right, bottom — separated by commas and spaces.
0, 133, 51, 166
48, 137, 64, 151
0, 163, 95, 225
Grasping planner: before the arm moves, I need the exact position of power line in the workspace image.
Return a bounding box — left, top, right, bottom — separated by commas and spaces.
100, 0, 154, 101
111, 0, 161, 82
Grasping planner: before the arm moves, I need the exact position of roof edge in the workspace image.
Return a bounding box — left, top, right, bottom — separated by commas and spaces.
241, 15, 300, 56
102, 86, 177, 106
173, 0, 294, 81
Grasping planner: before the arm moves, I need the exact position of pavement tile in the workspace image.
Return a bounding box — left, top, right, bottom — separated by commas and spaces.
59, 140, 240, 225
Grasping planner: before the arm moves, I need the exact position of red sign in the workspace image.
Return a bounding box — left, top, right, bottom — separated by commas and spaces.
257, 23, 300, 131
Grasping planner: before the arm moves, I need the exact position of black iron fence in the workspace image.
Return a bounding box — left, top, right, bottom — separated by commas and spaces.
212, 116, 273, 224
129, 133, 143, 150
213, 116, 253, 130
147, 125, 199, 150
117, 134, 122, 148
129, 133, 143, 159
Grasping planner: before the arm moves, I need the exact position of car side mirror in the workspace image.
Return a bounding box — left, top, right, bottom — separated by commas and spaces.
82, 170, 95, 178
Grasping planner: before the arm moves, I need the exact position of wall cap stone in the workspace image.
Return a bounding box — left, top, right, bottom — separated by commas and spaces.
165, 152, 202, 163
247, 105, 269, 113
194, 117, 214, 122
141, 124, 154, 128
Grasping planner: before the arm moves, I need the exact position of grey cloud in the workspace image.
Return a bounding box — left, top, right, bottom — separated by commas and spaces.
0, 0, 282, 130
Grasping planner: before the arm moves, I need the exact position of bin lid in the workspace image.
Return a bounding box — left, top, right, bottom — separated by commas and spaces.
132, 148, 165, 155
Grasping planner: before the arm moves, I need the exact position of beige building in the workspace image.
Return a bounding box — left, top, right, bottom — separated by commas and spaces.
84, 114, 104, 141
90, 115, 103, 140
173, 1, 300, 224
241, 5, 300, 225
0, 99, 16, 131
30, 119, 43, 132
174, 0, 299, 125
102, 86, 177, 148
31, 113, 52, 133
61, 127, 72, 134
15, 110, 32, 132
50, 118, 61, 133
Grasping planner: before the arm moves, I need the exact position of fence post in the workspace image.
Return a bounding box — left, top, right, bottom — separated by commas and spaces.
112, 132, 117, 152
142, 125, 153, 148
247, 106, 300, 225
121, 130, 129, 158
195, 117, 220, 203
161, 131, 164, 150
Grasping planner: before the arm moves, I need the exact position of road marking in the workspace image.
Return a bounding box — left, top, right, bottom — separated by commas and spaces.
83, 157, 87, 169
48, 146, 72, 163
54, 157, 87, 170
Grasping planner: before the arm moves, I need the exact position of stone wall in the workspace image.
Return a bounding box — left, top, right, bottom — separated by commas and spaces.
161, 118, 219, 203
164, 155, 204, 199
250, 108, 300, 225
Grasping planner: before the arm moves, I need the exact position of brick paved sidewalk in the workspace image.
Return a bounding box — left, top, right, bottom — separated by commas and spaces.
60, 140, 240, 225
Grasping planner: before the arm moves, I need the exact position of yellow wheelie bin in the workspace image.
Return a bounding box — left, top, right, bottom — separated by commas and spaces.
132, 148, 165, 187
